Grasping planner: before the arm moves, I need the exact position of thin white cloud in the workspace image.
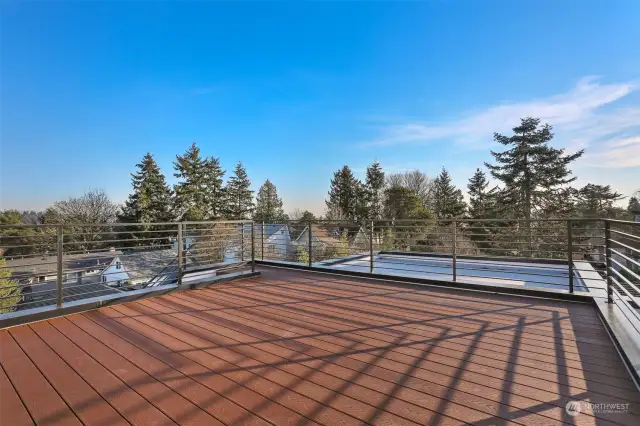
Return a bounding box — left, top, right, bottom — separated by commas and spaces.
365, 77, 640, 154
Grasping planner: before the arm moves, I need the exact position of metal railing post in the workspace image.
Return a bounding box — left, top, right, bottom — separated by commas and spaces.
261, 221, 265, 260
241, 224, 244, 262
308, 221, 313, 267
251, 222, 255, 272
369, 220, 374, 274
56, 225, 63, 308
605, 220, 613, 303
451, 220, 457, 282
177, 223, 183, 285
567, 220, 574, 293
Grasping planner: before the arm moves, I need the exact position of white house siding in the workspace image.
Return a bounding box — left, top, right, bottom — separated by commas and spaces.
100, 256, 130, 287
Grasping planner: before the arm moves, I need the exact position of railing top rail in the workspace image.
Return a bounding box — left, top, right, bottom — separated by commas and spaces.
607, 219, 640, 226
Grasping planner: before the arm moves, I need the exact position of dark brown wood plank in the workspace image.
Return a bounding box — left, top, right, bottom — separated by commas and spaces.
9, 325, 129, 426
159, 289, 631, 426
0, 364, 33, 426
31, 320, 177, 426
49, 316, 219, 426
0, 331, 82, 426
69, 312, 323, 426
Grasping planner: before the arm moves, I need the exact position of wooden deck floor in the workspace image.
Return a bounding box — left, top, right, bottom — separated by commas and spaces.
2, 266, 639, 426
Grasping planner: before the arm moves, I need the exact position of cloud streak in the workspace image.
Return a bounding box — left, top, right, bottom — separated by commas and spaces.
365, 77, 640, 169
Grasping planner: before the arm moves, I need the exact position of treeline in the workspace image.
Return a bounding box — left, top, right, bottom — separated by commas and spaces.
324, 117, 639, 223
1, 117, 639, 234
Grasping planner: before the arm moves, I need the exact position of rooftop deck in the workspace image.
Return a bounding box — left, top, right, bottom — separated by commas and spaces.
2, 266, 639, 426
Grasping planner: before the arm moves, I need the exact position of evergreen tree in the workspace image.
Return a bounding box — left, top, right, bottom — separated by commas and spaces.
485, 117, 584, 220
628, 195, 640, 215
466, 168, 493, 219
224, 162, 254, 219
433, 167, 466, 219
326, 165, 360, 220
383, 186, 433, 220
577, 184, 624, 217
365, 161, 385, 220
202, 155, 226, 219
0, 257, 20, 314
119, 153, 173, 223
173, 142, 207, 220
254, 179, 286, 222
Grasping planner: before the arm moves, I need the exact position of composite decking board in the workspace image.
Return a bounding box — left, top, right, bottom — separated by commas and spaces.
72, 312, 311, 426
94, 305, 397, 426
128, 296, 576, 426
8, 325, 129, 426
144, 291, 625, 426
231, 271, 602, 317
213, 278, 617, 351
3, 266, 640, 426
48, 316, 217, 426
234, 273, 610, 336
205, 276, 606, 342
0, 331, 82, 426
30, 320, 177, 426
176, 289, 631, 387
106, 303, 424, 426
78, 311, 326, 426
182, 288, 636, 392
179, 281, 633, 383
161, 286, 640, 420
198, 279, 626, 370
0, 363, 34, 426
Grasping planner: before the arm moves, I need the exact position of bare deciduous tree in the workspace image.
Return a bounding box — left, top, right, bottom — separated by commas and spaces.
385, 170, 434, 207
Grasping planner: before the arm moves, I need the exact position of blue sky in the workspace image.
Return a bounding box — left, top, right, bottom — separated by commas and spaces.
1, 0, 639, 215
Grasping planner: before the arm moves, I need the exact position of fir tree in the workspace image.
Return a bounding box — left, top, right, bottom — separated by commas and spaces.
224, 162, 254, 219
466, 168, 492, 219
326, 165, 360, 220
254, 179, 286, 222
202, 155, 226, 219
485, 117, 584, 220
577, 184, 624, 217
433, 167, 466, 219
628, 195, 640, 215
173, 142, 207, 220
365, 161, 385, 220
119, 153, 173, 223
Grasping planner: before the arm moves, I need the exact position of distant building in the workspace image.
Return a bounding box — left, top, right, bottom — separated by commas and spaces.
255, 224, 294, 260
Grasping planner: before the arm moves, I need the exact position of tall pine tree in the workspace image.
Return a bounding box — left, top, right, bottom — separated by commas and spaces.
326, 165, 360, 220
173, 142, 207, 220
119, 153, 173, 223
485, 117, 583, 220
577, 184, 624, 217
202, 155, 226, 219
466, 168, 493, 219
225, 162, 254, 219
433, 167, 466, 219
365, 161, 385, 220
254, 179, 286, 222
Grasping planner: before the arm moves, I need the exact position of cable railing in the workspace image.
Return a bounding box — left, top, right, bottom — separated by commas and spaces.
0, 220, 253, 315
254, 217, 639, 318
2, 218, 638, 327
